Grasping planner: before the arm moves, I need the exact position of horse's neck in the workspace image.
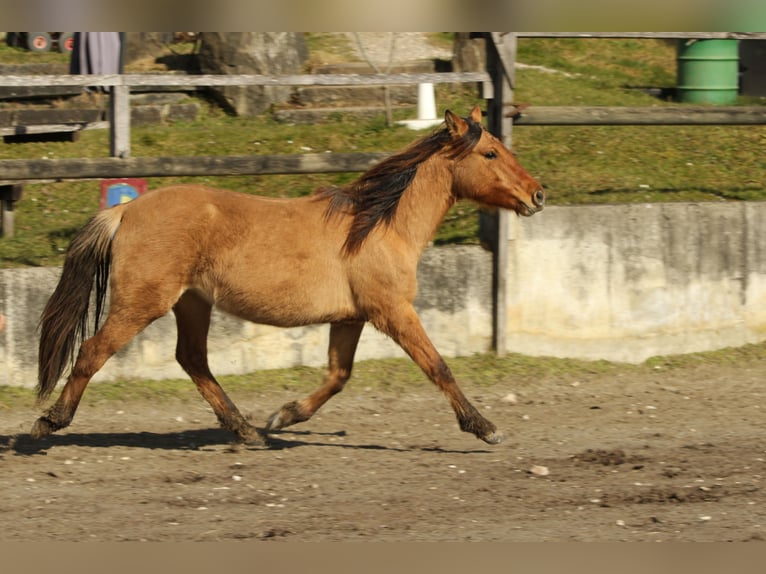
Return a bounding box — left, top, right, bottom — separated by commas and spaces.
392, 159, 456, 255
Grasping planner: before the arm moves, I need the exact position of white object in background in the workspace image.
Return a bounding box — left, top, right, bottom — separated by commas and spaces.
397, 83, 444, 130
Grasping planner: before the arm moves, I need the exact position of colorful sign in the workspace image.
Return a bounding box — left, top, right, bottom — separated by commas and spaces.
100, 178, 147, 209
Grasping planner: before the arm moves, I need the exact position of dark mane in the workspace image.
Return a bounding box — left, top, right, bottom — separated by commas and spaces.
316, 118, 483, 255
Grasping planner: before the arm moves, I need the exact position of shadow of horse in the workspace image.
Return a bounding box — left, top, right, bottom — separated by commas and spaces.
1, 428, 493, 456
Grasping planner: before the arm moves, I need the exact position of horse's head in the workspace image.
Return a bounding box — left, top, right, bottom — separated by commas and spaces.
445, 106, 544, 216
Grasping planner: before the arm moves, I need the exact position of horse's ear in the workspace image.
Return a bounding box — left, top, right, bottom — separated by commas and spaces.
445, 109, 469, 137
469, 105, 483, 123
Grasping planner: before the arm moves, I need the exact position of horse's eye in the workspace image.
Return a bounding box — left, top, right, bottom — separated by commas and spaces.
484, 151, 497, 160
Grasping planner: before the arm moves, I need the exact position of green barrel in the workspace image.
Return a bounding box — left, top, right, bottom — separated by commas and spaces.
677, 39, 739, 104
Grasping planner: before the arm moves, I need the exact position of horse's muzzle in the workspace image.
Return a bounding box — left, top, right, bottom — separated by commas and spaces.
523, 188, 545, 215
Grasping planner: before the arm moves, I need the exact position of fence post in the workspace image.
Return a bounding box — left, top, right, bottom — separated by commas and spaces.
482, 32, 518, 357
0, 185, 23, 238
110, 83, 130, 158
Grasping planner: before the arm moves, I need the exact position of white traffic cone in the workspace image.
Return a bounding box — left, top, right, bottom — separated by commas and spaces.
397, 83, 444, 130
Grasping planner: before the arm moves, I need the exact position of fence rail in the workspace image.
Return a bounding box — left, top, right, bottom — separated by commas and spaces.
511, 105, 766, 125
2, 103, 764, 184
0, 72, 491, 88
514, 32, 766, 40
0, 152, 391, 181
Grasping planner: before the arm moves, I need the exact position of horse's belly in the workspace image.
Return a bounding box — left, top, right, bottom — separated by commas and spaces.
211, 280, 358, 328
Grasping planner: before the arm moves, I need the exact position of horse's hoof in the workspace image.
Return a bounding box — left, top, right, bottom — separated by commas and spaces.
265, 410, 284, 432
237, 425, 268, 447
265, 401, 305, 432
481, 430, 504, 445
30, 417, 54, 440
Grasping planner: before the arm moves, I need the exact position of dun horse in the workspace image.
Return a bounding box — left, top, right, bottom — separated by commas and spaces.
33, 106, 544, 445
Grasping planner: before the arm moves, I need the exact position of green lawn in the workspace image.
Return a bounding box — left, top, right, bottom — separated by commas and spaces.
1, 35, 764, 268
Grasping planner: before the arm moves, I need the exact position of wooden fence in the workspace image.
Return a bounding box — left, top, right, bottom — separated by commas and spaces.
0, 71, 490, 236
1, 31, 766, 354
0, 33, 764, 182
1, 32, 764, 179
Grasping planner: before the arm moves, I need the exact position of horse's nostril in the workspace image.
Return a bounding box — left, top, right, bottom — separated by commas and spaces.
534, 188, 545, 207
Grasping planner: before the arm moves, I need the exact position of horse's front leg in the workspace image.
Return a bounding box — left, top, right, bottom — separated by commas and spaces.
373, 303, 502, 445
265, 320, 364, 433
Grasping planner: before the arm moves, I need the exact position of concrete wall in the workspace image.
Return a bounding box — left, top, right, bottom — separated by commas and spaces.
504, 202, 766, 363
3, 201, 766, 389
0, 245, 493, 388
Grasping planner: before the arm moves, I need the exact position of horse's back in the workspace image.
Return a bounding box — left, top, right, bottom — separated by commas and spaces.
112, 184, 358, 326
119, 184, 335, 249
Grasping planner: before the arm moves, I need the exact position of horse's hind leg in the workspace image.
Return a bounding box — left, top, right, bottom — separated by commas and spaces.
31, 306, 159, 439
173, 291, 263, 444
265, 320, 364, 433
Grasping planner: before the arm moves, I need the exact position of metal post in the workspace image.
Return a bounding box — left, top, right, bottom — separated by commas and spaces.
110, 83, 131, 158
0, 185, 23, 238
482, 32, 517, 356
1, 197, 13, 238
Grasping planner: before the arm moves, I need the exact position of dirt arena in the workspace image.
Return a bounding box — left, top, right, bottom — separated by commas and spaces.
1, 355, 764, 542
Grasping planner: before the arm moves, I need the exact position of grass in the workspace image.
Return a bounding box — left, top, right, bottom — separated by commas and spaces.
513, 38, 765, 205
0, 38, 70, 65
3, 340, 766, 411
0, 34, 764, 271
304, 33, 359, 68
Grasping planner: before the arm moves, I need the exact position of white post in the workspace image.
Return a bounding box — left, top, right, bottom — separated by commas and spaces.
110, 84, 131, 158
1, 198, 13, 238
396, 82, 443, 130
417, 82, 437, 120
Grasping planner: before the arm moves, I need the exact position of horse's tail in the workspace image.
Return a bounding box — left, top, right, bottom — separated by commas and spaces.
37, 207, 125, 401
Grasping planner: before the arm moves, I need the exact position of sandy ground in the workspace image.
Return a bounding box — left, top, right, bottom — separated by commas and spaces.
1, 355, 764, 542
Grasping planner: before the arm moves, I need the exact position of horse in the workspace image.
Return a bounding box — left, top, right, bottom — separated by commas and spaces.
32, 105, 544, 446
